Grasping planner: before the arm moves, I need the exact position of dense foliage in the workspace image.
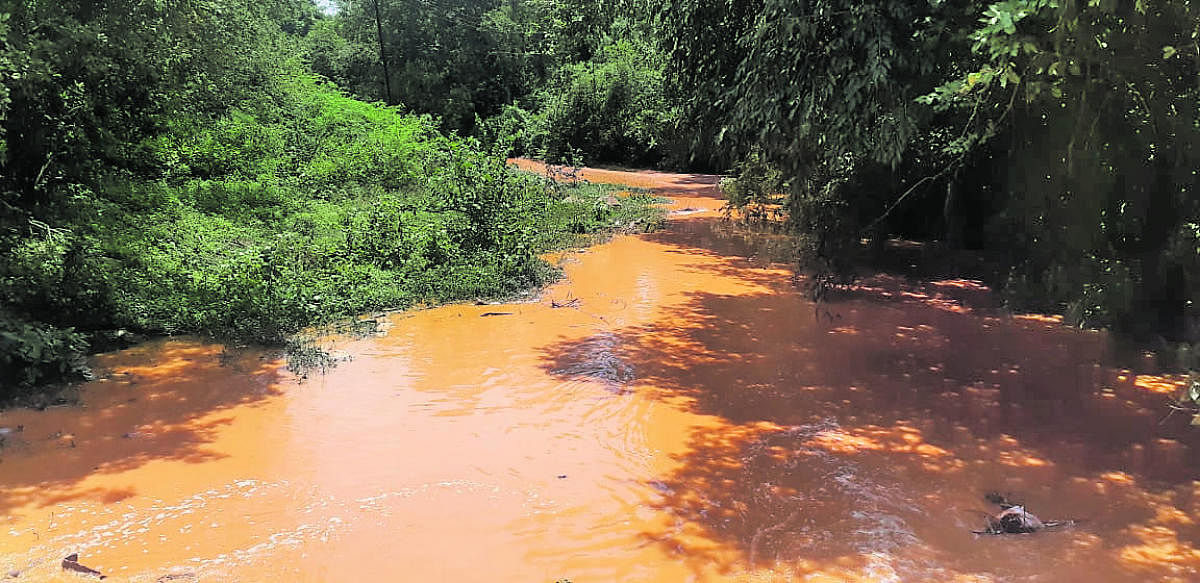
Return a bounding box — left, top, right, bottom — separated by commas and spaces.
0, 0, 662, 393
307, 0, 687, 167
2, 0, 1198, 389
928, 0, 1200, 344
659, 0, 1200, 360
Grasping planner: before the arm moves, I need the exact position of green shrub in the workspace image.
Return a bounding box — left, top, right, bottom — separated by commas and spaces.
478, 104, 544, 158
720, 151, 788, 223
484, 39, 677, 167
0, 308, 90, 389
1, 73, 666, 392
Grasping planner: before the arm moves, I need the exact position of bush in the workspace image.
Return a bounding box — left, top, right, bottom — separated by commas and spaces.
0, 308, 90, 389
719, 151, 789, 223
478, 104, 543, 159
0, 77, 666, 393
483, 39, 677, 167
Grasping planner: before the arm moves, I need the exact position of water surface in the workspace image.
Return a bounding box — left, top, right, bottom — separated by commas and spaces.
1, 163, 1198, 582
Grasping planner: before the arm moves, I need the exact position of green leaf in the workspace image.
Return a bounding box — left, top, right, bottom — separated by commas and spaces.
1000, 12, 1016, 35
1162, 45, 1178, 60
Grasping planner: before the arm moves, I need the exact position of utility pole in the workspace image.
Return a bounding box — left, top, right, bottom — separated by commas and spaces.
372, 0, 393, 104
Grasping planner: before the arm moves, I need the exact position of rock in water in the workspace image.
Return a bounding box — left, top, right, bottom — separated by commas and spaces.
61, 554, 106, 579
991, 506, 1045, 534
975, 492, 1075, 535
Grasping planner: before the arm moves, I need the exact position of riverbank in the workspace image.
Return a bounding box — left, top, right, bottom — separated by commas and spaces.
2, 165, 1199, 582
1, 146, 665, 404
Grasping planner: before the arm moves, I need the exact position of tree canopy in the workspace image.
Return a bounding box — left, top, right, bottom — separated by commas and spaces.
657, 0, 1200, 354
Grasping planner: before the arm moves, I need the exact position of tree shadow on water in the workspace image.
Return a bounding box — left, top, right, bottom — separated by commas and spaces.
537, 241, 1200, 579
0, 338, 286, 518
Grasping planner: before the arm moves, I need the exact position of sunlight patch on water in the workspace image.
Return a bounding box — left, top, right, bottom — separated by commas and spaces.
5, 164, 1200, 581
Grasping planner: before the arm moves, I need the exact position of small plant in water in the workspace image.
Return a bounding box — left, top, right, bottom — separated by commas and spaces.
1167, 374, 1200, 425
285, 338, 344, 378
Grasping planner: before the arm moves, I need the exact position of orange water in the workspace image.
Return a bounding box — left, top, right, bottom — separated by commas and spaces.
1, 163, 1198, 582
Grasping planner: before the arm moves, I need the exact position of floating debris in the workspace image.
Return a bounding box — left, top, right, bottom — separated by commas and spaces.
974, 493, 1078, 535
61, 553, 105, 579
156, 572, 198, 582
0, 426, 23, 447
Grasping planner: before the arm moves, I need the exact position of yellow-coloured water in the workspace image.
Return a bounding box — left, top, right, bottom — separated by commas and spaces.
2, 163, 1198, 581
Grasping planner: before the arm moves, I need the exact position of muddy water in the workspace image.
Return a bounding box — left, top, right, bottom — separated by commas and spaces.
2, 163, 1200, 582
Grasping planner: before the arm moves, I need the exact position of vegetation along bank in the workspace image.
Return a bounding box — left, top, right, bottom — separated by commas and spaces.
2, 0, 1199, 391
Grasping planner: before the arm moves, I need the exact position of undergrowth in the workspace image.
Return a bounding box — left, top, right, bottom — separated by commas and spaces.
0, 78, 665, 395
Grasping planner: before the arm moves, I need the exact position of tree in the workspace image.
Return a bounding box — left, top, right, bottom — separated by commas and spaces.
925, 0, 1200, 336
661, 0, 1200, 344
657, 0, 971, 269
1, 0, 295, 206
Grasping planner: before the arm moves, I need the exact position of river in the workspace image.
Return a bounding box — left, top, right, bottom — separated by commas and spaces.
1, 163, 1198, 581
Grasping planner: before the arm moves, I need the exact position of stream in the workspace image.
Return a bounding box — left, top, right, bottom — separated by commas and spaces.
2, 163, 1199, 581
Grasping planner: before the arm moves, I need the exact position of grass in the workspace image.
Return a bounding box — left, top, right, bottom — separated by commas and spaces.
534, 182, 668, 250
279, 177, 667, 378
